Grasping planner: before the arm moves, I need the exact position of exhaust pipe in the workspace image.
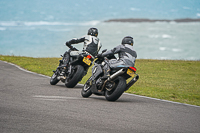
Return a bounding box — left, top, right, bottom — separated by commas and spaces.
124, 74, 139, 91
100, 69, 125, 92
108, 68, 125, 81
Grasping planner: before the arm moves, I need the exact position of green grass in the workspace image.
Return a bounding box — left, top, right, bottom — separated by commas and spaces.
1, 55, 200, 106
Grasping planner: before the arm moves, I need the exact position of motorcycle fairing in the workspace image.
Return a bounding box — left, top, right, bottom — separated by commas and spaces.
92, 64, 103, 80
115, 65, 132, 68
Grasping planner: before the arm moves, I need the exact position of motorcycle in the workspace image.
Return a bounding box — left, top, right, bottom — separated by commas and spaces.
81, 49, 139, 101
50, 45, 94, 88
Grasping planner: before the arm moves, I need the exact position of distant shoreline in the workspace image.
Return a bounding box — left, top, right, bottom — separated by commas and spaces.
105, 18, 200, 23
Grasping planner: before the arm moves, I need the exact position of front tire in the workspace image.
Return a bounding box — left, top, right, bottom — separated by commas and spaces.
65, 65, 84, 88
105, 76, 126, 101
50, 70, 60, 85
81, 77, 92, 98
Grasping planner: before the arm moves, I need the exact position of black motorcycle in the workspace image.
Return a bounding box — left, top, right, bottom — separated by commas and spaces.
81, 50, 139, 101
50, 45, 94, 88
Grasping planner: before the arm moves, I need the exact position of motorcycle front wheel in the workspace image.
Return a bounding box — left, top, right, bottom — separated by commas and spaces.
105, 76, 126, 101
65, 65, 84, 88
81, 77, 92, 98
50, 70, 60, 85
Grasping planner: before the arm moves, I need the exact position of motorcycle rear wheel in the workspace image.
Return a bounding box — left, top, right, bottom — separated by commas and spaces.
105, 76, 126, 101
65, 65, 84, 88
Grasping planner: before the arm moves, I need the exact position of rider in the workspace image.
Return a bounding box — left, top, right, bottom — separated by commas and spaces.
65, 27, 102, 60
98, 36, 137, 78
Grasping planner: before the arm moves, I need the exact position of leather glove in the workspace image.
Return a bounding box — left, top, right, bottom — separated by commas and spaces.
97, 53, 102, 58
65, 41, 70, 46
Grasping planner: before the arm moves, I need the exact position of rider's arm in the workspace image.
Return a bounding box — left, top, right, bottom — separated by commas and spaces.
102, 45, 124, 57
66, 37, 85, 47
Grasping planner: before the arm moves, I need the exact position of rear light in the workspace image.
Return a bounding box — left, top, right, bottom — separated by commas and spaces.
86, 55, 92, 59
129, 67, 137, 72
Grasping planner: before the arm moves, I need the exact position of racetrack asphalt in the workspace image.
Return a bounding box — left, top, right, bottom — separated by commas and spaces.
0, 60, 200, 133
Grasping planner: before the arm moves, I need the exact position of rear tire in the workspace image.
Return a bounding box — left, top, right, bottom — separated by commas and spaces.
81, 77, 92, 98
105, 76, 126, 101
65, 65, 84, 88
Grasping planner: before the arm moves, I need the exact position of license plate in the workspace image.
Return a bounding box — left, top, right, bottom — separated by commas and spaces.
127, 69, 135, 77
83, 57, 91, 66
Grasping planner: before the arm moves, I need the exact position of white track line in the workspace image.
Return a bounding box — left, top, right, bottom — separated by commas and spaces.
33, 95, 84, 100
124, 93, 200, 108
1, 60, 199, 107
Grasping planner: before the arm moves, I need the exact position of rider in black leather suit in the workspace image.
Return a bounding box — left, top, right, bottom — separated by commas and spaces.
65, 28, 102, 59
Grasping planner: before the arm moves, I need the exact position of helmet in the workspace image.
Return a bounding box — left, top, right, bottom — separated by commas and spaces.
121, 36, 134, 46
88, 28, 98, 37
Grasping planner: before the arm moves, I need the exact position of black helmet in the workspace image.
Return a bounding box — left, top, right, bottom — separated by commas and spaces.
88, 28, 98, 37
121, 36, 134, 46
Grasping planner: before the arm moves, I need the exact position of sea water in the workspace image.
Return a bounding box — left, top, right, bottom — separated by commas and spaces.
0, 0, 200, 60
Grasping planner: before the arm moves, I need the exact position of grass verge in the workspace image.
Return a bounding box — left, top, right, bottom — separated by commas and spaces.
0, 55, 200, 106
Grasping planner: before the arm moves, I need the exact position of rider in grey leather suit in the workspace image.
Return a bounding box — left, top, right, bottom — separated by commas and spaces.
99, 36, 137, 78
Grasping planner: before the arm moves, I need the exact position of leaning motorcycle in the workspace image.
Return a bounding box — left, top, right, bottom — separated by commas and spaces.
81, 50, 139, 101
50, 45, 94, 88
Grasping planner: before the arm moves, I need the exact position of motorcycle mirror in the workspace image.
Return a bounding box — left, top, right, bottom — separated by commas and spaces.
102, 49, 107, 53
